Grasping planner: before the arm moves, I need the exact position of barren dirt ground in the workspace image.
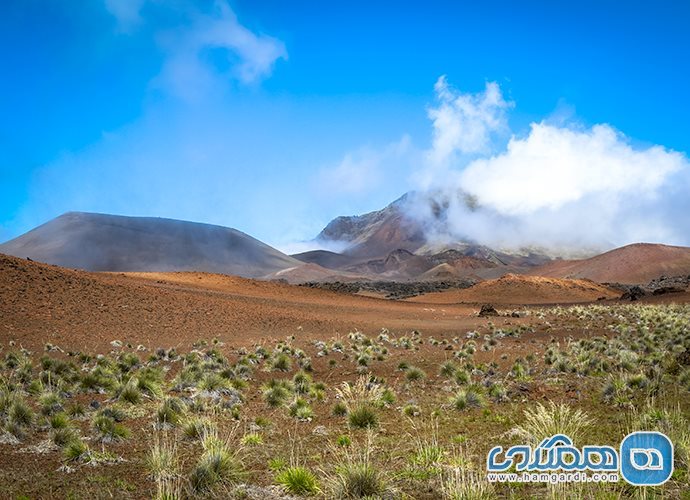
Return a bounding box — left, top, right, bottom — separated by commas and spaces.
1, 254, 690, 499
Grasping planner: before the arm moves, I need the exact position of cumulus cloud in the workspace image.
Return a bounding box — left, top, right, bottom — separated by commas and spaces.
426, 77, 511, 165
460, 122, 685, 215
408, 78, 690, 253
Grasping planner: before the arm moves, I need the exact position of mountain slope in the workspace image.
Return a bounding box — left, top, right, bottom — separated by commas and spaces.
317, 193, 426, 258
0, 212, 301, 278
408, 274, 620, 304
531, 243, 690, 284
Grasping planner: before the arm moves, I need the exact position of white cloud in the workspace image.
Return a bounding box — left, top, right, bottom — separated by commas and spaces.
407, 78, 690, 252
427, 76, 511, 165
317, 136, 412, 196
106, 0, 287, 99
460, 122, 685, 215
104, 0, 146, 32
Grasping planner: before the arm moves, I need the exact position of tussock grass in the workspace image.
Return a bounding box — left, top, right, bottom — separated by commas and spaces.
275, 466, 320, 495
513, 401, 592, 445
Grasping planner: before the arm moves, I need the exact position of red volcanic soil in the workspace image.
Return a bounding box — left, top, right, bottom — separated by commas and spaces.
0, 254, 494, 353
407, 274, 621, 305
532, 243, 690, 284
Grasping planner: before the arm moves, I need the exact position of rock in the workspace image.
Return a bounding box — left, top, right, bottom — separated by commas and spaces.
652, 286, 685, 295
620, 286, 646, 301
478, 304, 499, 317
312, 425, 329, 436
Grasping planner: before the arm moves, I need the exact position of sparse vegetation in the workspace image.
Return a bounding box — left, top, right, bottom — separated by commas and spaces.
0, 302, 689, 497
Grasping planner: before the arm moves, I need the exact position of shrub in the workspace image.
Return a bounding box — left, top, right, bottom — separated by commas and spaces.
64, 439, 90, 462
118, 379, 142, 404
332, 402, 348, 417
51, 427, 78, 448
454, 369, 470, 385
49, 412, 70, 429
450, 388, 485, 411
275, 466, 320, 495
348, 405, 378, 429
146, 436, 179, 480
513, 401, 592, 445
93, 413, 131, 441
405, 367, 426, 382
439, 361, 457, 378
292, 371, 312, 395
182, 417, 216, 441
336, 435, 351, 447
39, 391, 62, 416
289, 397, 313, 420
66, 402, 86, 418
8, 398, 33, 427
241, 432, 263, 446
268, 457, 288, 472
189, 432, 244, 492
271, 353, 292, 372
262, 381, 292, 408
327, 440, 387, 499
379, 388, 396, 407
488, 383, 507, 402
403, 404, 421, 417
157, 397, 185, 427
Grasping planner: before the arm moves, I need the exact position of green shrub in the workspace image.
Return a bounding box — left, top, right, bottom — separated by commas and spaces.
157, 397, 185, 426
8, 398, 33, 427
52, 427, 78, 448
271, 353, 292, 372
64, 439, 90, 462
182, 416, 216, 440
454, 369, 471, 385
93, 413, 131, 441
405, 367, 426, 382
403, 404, 421, 417
332, 402, 348, 417
49, 412, 70, 429
450, 388, 485, 411
275, 466, 320, 495
348, 405, 378, 429
439, 361, 457, 378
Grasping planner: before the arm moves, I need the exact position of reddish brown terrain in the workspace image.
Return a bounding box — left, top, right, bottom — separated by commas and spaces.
0, 253, 494, 353
408, 273, 621, 304
532, 243, 690, 283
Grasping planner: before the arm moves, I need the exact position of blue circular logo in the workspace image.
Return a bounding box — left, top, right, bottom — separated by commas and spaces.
620, 431, 674, 486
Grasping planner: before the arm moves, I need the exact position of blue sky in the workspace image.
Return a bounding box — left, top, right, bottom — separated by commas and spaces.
1, 1, 689, 251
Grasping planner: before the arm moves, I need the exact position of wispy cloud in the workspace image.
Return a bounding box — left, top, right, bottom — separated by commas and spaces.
154, 1, 287, 100
316, 136, 412, 197
103, 0, 287, 98
104, 0, 146, 32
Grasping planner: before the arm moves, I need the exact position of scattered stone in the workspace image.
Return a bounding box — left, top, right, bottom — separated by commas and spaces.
312, 425, 329, 436
0, 432, 20, 445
